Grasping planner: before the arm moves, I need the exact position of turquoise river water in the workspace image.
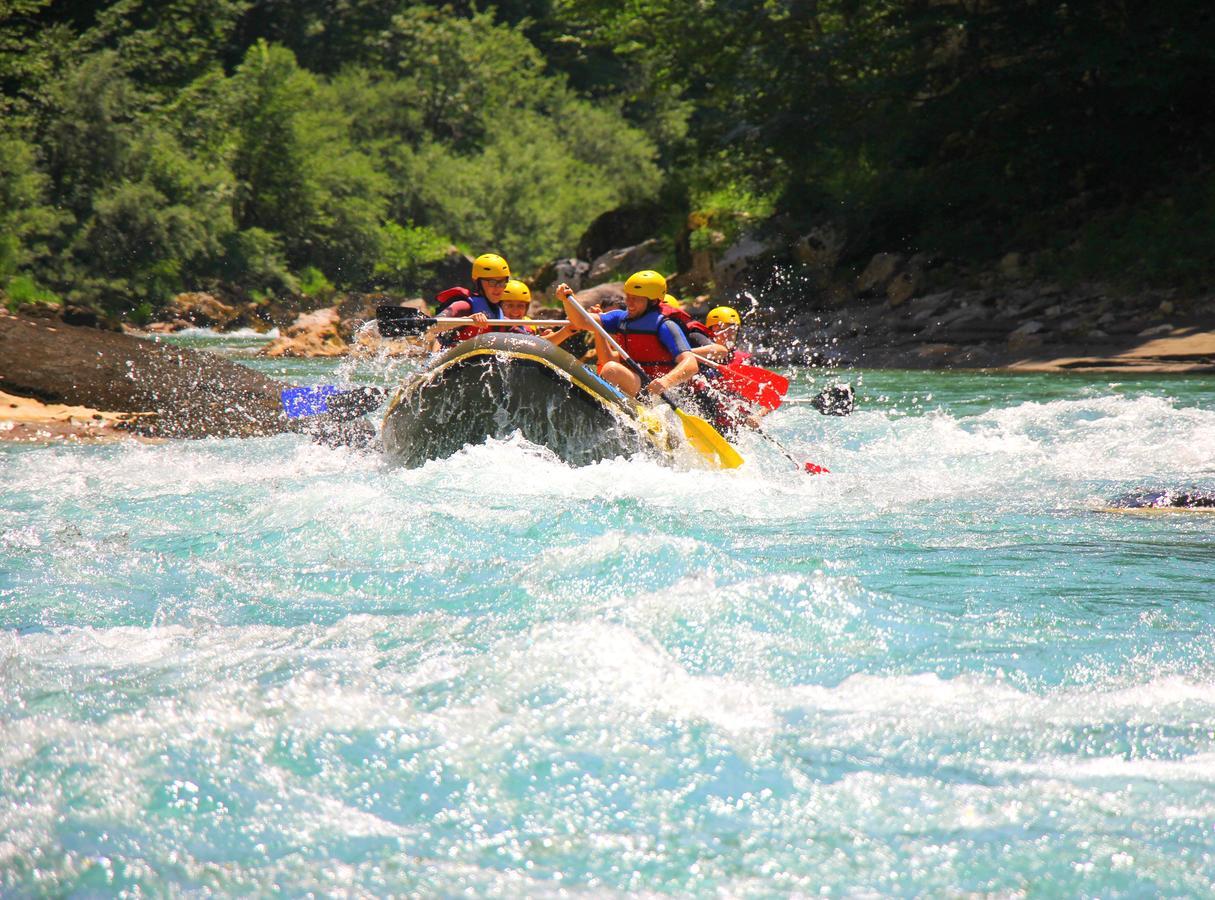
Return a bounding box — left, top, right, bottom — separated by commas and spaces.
3, 333, 1215, 896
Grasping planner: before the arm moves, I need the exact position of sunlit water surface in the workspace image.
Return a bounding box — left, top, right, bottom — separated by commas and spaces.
3, 338, 1215, 896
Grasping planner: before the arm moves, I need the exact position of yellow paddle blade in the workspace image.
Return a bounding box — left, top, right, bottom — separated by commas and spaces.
674, 408, 745, 469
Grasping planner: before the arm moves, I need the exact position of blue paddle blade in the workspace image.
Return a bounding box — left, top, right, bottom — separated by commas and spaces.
281, 385, 340, 419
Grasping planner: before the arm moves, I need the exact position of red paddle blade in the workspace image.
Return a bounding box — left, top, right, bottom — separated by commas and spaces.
716, 366, 783, 411
728, 363, 789, 395
804, 462, 829, 474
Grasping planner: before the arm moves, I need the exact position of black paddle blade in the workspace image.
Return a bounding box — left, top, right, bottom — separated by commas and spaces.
376, 305, 431, 337
811, 383, 855, 416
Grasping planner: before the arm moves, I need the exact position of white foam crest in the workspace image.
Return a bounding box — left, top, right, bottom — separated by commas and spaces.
162, 326, 278, 340
385, 432, 821, 519
2, 615, 479, 752
973, 393, 1215, 479
1, 436, 360, 503
992, 752, 1215, 783
429, 621, 783, 754
260, 791, 421, 844
521, 529, 706, 571
755, 391, 1215, 510
776, 671, 1215, 740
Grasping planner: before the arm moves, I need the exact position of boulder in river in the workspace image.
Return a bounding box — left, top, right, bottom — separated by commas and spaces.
1, 310, 290, 439
571, 282, 625, 310
855, 253, 904, 299
793, 224, 846, 272
261, 308, 347, 358
166, 292, 241, 330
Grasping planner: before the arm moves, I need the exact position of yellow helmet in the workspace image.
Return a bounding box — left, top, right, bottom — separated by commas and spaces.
662, 294, 684, 310
472, 253, 510, 280
706, 306, 741, 328
624, 270, 667, 302
499, 280, 531, 304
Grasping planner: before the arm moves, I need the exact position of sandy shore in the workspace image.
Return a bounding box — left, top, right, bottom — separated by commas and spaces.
0, 390, 155, 444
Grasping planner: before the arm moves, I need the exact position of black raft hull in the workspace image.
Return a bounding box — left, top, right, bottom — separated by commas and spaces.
381, 332, 672, 468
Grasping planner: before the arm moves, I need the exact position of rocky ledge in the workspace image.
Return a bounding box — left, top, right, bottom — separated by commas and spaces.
1, 311, 289, 439
1, 311, 383, 446
761, 282, 1215, 374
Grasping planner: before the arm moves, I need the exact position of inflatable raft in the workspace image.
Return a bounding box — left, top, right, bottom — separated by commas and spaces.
381, 332, 693, 468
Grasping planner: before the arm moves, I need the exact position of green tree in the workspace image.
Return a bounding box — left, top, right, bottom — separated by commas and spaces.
0, 0, 78, 127
83, 0, 250, 92
228, 41, 317, 239
42, 51, 145, 220
0, 129, 67, 294
407, 108, 658, 272
228, 40, 389, 285
68, 130, 235, 310
369, 7, 552, 152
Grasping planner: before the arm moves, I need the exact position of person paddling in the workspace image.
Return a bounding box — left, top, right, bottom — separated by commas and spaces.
425, 253, 511, 349
700, 306, 746, 363
498, 280, 539, 334
556, 270, 700, 399
496, 279, 593, 347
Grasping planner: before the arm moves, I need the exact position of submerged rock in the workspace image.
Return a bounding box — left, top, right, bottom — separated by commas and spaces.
1107, 489, 1215, 510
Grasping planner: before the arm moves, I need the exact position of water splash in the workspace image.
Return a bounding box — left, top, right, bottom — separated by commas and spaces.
3, 364, 1215, 895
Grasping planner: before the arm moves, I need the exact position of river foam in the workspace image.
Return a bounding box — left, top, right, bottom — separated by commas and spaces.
3, 368, 1214, 894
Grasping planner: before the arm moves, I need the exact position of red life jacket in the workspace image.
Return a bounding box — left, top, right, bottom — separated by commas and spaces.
435, 288, 502, 346
615, 307, 679, 378
659, 302, 716, 341
434, 286, 471, 313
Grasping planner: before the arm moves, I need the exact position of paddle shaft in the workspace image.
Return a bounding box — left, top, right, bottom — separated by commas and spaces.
691, 355, 826, 473
429, 317, 571, 327
756, 428, 807, 467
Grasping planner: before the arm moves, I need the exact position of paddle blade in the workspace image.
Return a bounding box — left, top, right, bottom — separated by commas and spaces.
674, 408, 744, 469
281, 385, 339, 418
715, 366, 783, 411
376, 304, 431, 337
728, 362, 789, 395
281, 385, 386, 420
810, 383, 855, 416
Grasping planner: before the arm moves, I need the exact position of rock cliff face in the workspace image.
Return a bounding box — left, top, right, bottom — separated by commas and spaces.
754, 281, 1215, 373
0, 312, 290, 438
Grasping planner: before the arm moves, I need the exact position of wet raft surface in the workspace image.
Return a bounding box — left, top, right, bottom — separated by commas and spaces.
382, 333, 663, 468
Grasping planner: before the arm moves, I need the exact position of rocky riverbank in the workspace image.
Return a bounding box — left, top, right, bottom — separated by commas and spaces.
762, 281, 1215, 374
8, 213, 1214, 379
127, 278, 1215, 375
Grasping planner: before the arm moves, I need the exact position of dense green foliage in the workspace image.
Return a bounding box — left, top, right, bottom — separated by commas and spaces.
2, 0, 1213, 315
555, 0, 1215, 282
0, 0, 659, 314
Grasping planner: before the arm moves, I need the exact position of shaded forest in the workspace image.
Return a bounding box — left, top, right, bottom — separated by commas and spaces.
2, 0, 1214, 320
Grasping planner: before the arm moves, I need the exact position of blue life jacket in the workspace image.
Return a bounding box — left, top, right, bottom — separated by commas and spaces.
437, 293, 502, 347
